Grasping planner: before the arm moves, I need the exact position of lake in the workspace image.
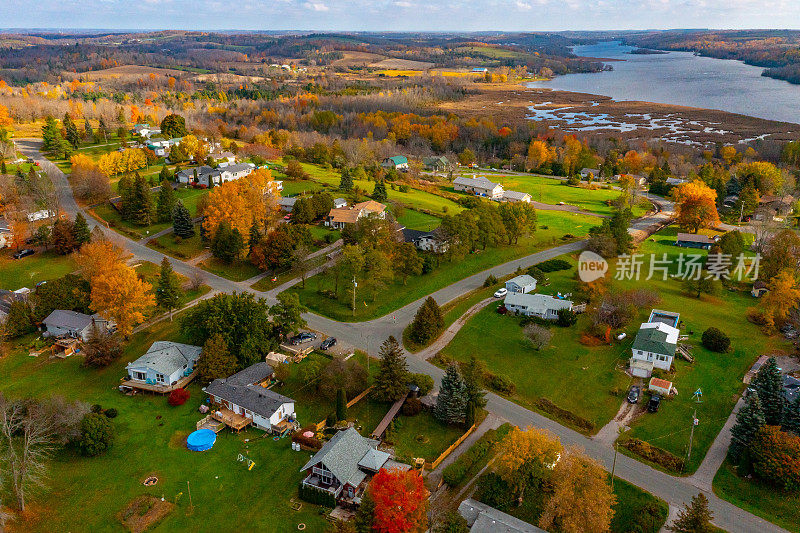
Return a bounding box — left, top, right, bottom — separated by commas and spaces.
528, 41, 800, 125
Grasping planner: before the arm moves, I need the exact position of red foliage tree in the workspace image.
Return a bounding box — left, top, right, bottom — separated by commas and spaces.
367, 468, 429, 533
168, 388, 190, 406
750, 425, 800, 491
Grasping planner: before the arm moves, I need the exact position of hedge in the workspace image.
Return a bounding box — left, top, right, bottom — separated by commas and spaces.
533, 398, 594, 432
298, 482, 337, 508
536, 259, 572, 272
622, 438, 686, 472
442, 423, 512, 487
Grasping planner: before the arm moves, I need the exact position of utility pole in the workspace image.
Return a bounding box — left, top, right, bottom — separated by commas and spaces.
611, 442, 618, 491
739, 201, 744, 224
686, 408, 698, 469
352, 276, 356, 318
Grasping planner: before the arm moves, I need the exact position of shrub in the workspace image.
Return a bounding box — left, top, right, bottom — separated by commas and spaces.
483, 274, 498, 287
536, 259, 571, 272
402, 397, 422, 416
701, 327, 731, 353
486, 373, 516, 395
534, 398, 594, 432
556, 308, 578, 327
168, 388, 190, 406
298, 482, 337, 508
325, 412, 336, 427
621, 438, 686, 472
78, 413, 115, 457
442, 423, 512, 487
474, 472, 515, 511
104, 408, 118, 419
750, 425, 800, 491
407, 373, 434, 397
91, 404, 103, 413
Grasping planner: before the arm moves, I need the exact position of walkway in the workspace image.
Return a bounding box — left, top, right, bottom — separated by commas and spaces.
417, 296, 496, 360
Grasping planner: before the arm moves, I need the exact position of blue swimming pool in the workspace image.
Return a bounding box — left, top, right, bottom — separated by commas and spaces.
186, 429, 216, 452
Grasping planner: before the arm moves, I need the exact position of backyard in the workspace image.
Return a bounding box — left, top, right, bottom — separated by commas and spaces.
0, 250, 78, 290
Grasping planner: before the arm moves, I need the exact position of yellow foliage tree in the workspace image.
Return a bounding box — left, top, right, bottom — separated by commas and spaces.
0, 104, 13, 127
69, 153, 97, 170
97, 149, 147, 176
202, 169, 279, 240
526, 140, 554, 171
494, 426, 563, 499
539, 446, 616, 533
759, 269, 800, 328
672, 179, 720, 233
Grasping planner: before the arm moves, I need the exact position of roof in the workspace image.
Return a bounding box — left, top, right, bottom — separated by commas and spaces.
648, 309, 680, 327
784, 375, 800, 403
423, 156, 449, 166
204, 362, 293, 419
127, 341, 202, 375
453, 176, 500, 190
676, 233, 714, 244
43, 310, 99, 331
177, 165, 215, 178
352, 200, 386, 213
402, 228, 438, 243
458, 499, 546, 533
0, 217, 10, 233
502, 190, 531, 201
649, 377, 673, 390
221, 163, 254, 174
504, 293, 572, 313
357, 448, 391, 472
300, 427, 379, 488
279, 197, 298, 208
581, 167, 600, 174
328, 207, 361, 224
507, 274, 536, 288
385, 156, 408, 165
633, 322, 679, 356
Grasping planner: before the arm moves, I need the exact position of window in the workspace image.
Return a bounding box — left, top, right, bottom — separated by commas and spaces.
132, 371, 146, 381
156, 374, 165, 383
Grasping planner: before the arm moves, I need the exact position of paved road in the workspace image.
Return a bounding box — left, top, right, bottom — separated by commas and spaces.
16, 139, 787, 533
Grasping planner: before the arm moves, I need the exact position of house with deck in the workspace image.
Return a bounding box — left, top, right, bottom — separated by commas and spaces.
630, 310, 680, 378
203, 362, 296, 434
42, 310, 114, 341
381, 156, 409, 171
123, 341, 201, 393
300, 427, 409, 508
453, 176, 504, 199
505, 274, 537, 294
503, 293, 572, 319
325, 200, 386, 230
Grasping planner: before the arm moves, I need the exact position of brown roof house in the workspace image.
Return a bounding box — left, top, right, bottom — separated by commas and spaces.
325, 200, 386, 230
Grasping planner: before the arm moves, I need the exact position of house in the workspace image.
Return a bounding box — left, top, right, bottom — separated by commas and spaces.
210, 151, 236, 167
175, 163, 254, 187
630, 318, 679, 378
580, 168, 600, 180
453, 176, 504, 199
0, 217, 12, 249
131, 123, 160, 139
402, 227, 449, 254
423, 156, 450, 171
501, 190, 531, 203
666, 177, 687, 186
124, 341, 201, 392
204, 362, 297, 434
42, 310, 113, 341
649, 377, 675, 396
675, 232, 715, 250
176, 165, 214, 185
458, 498, 546, 533
751, 280, 768, 298
300, 427, 409, 507
471, 67, 488, 73
146, 137, 181, 157
217, 162, 255, 184
333, 198, 348, 209
26, 209, 57, 222
505, 274, 537, 294
503, 293, 572, 319
783, 374, 800, 404
381, 156, 409, 171
723, 195, 739, 209
279, 197, 297, 212
325, 200, 387, 230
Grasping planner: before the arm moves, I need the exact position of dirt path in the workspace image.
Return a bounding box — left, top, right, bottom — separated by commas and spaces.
416, 297, 497, 361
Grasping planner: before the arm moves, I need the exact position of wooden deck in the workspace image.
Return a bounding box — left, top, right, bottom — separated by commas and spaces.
371, 392, 409, 439
120, 369, 198, 394
212, 408, 252, 432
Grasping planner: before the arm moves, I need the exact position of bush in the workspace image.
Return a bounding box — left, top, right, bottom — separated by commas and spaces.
534, 398, 594, 432
298, 482, 337, 508
556, 308, 578, 327
402, 397, 422, 416
104, 408, 118, 419
292, 425, 323, 450
78, 413, 115, 457
536, 259, 571, 272
91, 404, 103, 413
483, 274, 498, 287
750, 425, 800, 491
701, 327, 731, 353
442, 423, 512, 487
486, 373, 516, 395
622, 438, 685, 472
408, 373, 434, 396
168, 388, 190, 406
474, 472, 515, 511
325, 412, 336, 427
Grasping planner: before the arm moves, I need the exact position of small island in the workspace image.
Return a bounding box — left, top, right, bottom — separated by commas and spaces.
628, 47, 669, 55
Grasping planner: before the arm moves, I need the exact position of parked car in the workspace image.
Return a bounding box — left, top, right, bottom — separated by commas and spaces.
493, 288, 508, 298
647, 394, 662, 413
290, 332, 317, 345
12, 249, 35, 259
627, 386, 640, 404
320, 337, 337, 350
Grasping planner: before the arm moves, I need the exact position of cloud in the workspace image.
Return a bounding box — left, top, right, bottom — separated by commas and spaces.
304, 1, 329, 11
515, 1, 532, 9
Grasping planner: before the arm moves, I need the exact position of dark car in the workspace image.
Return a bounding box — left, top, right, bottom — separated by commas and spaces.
12, 249, 35, 259
320, 337, 337, 350
290, 332, 317, 345
647, 394, 662, 413
627, 385, 640, 404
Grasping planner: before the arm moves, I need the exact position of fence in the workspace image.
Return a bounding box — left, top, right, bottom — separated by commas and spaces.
425, 423, 477, 471
313, 386, 374, 431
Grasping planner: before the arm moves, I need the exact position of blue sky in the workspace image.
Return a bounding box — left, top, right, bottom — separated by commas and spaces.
2, 0, 799, 31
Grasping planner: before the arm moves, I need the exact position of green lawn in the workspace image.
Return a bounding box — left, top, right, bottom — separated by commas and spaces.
198, 257, 262, 282
280, 179, 324, 197
388, 411, 466, 463
0, 317, 328, 532
713, 460, 800, 532
132, 260, 211, 312
395, 209, 441, 231
147, 233, 208, 261
0, 250, 78, 290
286, 210, 596, 322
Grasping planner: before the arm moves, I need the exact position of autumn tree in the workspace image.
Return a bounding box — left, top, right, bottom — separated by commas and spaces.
736, 161, 783, 195
160, 113, 187, 139
750, 425, 800, 491
669, 493, 714, 533
495, 426, 563, 501
757, 270, 800, 328
539, 446, 616, 533
197, 334, 238, 384
202, 169, 279, 241
51, 218, 77, 255
359, 468, 429, 533
761, 229, 800, 281
81, 325, 123, 368
672, 180, 720, 233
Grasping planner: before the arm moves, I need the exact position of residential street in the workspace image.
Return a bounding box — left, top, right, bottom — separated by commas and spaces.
14, 138, 787, 533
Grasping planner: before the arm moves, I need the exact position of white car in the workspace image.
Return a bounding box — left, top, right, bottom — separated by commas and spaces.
493, 288, 508, 298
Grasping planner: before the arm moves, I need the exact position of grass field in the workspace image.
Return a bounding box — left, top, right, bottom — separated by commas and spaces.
395, 209, 441, 231
198, 256, 261, 282
0, 317, 328, 532
0, 250, 78, 290
713, 460, 800, 532
388, 411, 466, 462
147, 233, 208, 261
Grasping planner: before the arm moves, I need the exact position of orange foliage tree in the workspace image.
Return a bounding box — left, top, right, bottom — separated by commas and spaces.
672, 179, 720, 233
758, 269, 800, 328
365, 468, 429, 533
750, 425, 800, 492
202, 169, 279, 240
494, 426, 563, 499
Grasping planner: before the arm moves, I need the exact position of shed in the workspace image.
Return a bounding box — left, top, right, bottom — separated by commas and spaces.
648, 377, 674, 396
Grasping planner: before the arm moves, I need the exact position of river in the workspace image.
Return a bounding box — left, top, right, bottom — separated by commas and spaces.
528, 41, 800, 125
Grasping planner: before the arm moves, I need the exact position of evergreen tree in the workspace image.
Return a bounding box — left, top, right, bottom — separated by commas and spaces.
461, 355, 488, 409
156, 257, 183, 319
117, 174, 134, 221
158, 164, 172, 182
63, 113, 81, 148
409, 296, 445, 344
339, 168, 354, 191
83, 118, 93, 142
131, 173, 153, 226
172, 200, 195, 238
336, 387, 348, 422
372, 336, 410, 402
248, 220, 262, 256
156, 180, 176, 223
784, 395, 800, 436
669, 493, 714, 533
372, 179, 388, 202
41, 117, 59, 153
435, 364, 468, 425
1, 159, 6, 174
98, 117, 108, 142
728, 391, 766, 463
196, 334, 238, 384
160, 113, 187, 139
752, 357, 785, 425
211, 222, 244, 263
465, 399, 477, 428
72, 212, 91, 246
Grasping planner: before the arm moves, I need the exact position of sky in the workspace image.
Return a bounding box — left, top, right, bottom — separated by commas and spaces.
1, 0, 800, 32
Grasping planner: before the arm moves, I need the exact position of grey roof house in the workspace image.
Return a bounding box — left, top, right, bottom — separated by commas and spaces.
503, 293, 572, 319
123, 341, 201, 393
505, 274, 537, 294
458, 498, 547, 533
204, 362, 296, 433
42, 310, 113, 342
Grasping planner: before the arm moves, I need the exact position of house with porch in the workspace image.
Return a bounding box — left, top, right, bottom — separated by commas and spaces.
203, 362, 296, 434
503, 293, 572, 319
325, 200, 386, 230
505, 274, 537, 294
300, 427, 409, 507
381, 156, 409, 171
629, 311, 680, 378
123, 341, 201, 393
453, 176, 504, 199
42, 310, 114, 342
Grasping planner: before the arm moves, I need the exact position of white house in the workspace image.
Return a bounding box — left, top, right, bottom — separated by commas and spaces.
42, 310, 114, 341
503, 293, 572, 319
580, 168, 600, 180
501, 190, 531, 203
125, 341, 201, 389
333, 198, 348, 209
204, 362, 296, 434
505, 274, 537, 294
453, 176, 504, 199
402, 228, 449, 254
132, 124, 161, 139
217, 162, 255, 184
176, 163, 255, 187
26, 209, 57, 222
630, 322, 679, 378
0, 217, 12, 249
